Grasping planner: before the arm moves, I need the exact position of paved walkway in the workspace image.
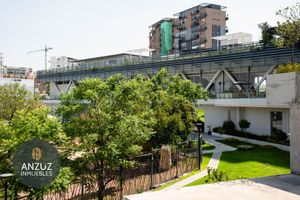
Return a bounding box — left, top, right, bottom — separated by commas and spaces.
125, 174, 300, 200
162, 135, 236, 191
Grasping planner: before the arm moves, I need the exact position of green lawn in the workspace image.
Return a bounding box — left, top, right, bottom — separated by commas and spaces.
154, 153, 213, 191
185, 139, 290, 186
202, 143, 215, 151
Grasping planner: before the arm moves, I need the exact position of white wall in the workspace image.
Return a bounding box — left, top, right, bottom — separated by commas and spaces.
202, 105, 237, 131
50, 56, 70, 69
202, 105, 289, 136
0, 78, 34, 93
243, 107, 289, 135
267, 72, 297, 105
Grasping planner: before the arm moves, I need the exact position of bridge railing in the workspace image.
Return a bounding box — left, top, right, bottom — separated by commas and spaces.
37, 42, 264, 75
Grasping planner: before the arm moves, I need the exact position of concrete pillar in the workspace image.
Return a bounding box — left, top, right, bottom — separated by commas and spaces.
290, 73, 300, 174
290, 103, 300, 175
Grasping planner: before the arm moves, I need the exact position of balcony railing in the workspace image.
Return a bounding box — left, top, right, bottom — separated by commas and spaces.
209, 91, 266, 99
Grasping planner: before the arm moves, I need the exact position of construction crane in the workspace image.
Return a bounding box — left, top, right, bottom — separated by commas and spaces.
0, 52, 4, 66
27, 45, 53, 70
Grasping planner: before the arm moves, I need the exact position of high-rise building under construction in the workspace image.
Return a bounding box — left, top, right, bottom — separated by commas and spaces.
149, 3, 228, 57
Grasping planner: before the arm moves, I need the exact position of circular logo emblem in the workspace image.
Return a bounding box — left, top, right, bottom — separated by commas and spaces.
13, 139, 61, 188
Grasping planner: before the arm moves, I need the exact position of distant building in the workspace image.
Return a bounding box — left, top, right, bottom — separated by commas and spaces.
149, 3, 228, 57
0, 78, 34, 93
72, 53, 148, 67
149, 18, 177, 56
0, 66, 7, 78
50, 56, 77, 69
0, 52, 4, 66
0, 65, 34, 93
0, 66, 33, 79
48, 53, 149, 97
212, 32, 253, 49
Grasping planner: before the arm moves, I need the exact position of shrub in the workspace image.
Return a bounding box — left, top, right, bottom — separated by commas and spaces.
276, 63, 300, 74
237, 145, 254, 151
271, 128, 288, 141
224, 138, 240, 142
212, 127, 221, 132
261, 145, 278, 150
205, 168, 228, 183
222, 120, 235, 131
218, 128, 226, 134
239, 119, 251, 131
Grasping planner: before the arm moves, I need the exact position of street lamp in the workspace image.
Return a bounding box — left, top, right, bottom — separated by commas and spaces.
194, 121, 203, 170
0, 173, 13, 200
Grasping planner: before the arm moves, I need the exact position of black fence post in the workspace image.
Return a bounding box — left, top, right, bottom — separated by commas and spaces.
198, 132, 203, 170
4, 181, 8, 200
120, 165, 124, 200
81, 176, 84, 200
150, 153, 154, 189
176, 144, 179, 178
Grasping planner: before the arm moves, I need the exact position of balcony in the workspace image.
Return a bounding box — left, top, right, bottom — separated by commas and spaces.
199, 25, 207, 32
199, 38, 207, 44
198, 91, 268, 108
209, 91, 266, 99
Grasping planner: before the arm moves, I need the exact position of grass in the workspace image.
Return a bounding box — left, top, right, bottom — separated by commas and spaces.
202, 143, 215, 151
154, 153, 213, 191
185, 138, 290, 186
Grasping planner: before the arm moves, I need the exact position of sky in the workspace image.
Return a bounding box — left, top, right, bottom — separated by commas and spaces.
0, 0, 297, 71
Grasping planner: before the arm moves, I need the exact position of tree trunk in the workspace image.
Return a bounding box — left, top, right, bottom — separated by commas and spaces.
97, 160, 105, 200
97, 179, 105, 200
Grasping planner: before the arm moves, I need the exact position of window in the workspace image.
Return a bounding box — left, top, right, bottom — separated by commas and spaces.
254, 76, 266, 91
270, 111, 283, 133
212, 25, 221, 37
109, 60, 117, 65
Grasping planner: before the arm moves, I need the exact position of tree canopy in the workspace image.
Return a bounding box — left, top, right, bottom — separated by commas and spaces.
57, 75, 155, 199
0, 106, 72, 198
258, 22, 275, 46
0, 84, 72, 198
57, 69, 207, 199
0, 83, 38, 121
148, 69, 207, 147
275, 1, 300, 62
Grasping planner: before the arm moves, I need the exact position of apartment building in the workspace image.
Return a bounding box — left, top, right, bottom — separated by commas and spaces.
0, 66, 33, 79
50, 56, 77, 69
149, 3, 227, 57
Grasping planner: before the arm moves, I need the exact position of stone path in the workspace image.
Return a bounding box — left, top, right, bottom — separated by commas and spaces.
125, 174, 300, 200
162, 135, 236, 191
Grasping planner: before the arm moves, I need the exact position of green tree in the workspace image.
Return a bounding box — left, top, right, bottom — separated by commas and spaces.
57, 75, 155, 200
0, 83, 38, 121
239, 119, 251, 132
149, 69, 208, 147
239, 119, 251, 139
275, 1, 300, 62
258, 22, 275, 46
0, 107, 72, 198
